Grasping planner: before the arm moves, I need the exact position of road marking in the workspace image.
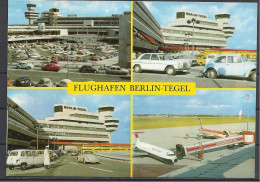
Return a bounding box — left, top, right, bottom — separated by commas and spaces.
70, 162, 78, 165
89, 167, 114, 173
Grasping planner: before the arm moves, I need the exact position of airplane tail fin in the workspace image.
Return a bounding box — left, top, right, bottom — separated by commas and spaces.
133, 131, 144, 139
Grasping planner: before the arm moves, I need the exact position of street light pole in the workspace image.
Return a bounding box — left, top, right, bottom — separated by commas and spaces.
246, 94, 250, 131
187, 18, 200, 59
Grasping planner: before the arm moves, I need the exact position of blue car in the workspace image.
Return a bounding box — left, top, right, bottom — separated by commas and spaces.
202, 54, 256, 82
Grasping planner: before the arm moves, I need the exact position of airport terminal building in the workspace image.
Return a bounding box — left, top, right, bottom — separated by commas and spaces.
161, 11, 235, 49
7, 98, 120, 151
133, 2, 163, 54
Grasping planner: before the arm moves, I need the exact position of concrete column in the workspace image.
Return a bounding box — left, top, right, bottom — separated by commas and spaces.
119, 11, 131, 68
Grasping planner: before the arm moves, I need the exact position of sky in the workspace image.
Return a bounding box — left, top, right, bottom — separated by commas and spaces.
143, 2, 258, 50
133, 90, 256, 116
8, 0, 130, 24
8, 89, 130, 144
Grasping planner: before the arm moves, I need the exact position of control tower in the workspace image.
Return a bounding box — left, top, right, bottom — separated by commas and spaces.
24, 4, 39, 25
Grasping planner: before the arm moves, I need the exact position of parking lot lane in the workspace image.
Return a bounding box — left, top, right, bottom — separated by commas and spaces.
133, 66, 256, 88
8, 69, 128, 83
7, 154, 130, 177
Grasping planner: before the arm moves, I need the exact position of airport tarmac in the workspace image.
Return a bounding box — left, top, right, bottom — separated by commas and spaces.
133, 122, 255, 178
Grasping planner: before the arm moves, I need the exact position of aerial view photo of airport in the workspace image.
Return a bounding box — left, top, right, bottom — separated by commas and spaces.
132, 90, 256, 178
8, 1, 131, 87
6, 89, 130, 177
133, 2, 257, 88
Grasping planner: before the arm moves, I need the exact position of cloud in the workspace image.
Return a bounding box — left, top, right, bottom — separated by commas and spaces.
9, 94, 34, 107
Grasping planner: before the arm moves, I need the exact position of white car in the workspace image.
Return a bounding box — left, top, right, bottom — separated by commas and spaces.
133, 53, 190, 75
6, 149, 44, 170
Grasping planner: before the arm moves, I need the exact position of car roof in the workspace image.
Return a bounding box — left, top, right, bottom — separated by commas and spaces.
40, 78, 51, 81
19, 61, 27, 64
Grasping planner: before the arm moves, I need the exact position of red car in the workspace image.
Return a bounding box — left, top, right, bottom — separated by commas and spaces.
42, 63, 62, 71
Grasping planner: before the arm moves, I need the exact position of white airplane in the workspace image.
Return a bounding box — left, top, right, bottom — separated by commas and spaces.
133, 132, 178, 164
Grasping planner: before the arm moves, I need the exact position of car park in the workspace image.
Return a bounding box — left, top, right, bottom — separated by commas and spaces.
35, 78, 56, 87
202, 54, 257, 81
13, 76, 34, 87
16, 61, 34, 70
42, 63, 62, 71
80, 65, 99, 73
133, 53, 190, 75
105, 66, 129, 75
77, 150, 99, 164
56, 79, 72, 87
6, 149, 44, 170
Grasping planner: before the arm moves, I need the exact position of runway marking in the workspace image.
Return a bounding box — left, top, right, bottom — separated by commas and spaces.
69, 162, 78, 165
89, 167, 114, 173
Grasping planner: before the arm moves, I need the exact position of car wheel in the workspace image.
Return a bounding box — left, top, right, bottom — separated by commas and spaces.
20, 163, 27, 170
165, 66, 176, 75
83, 159, 86, 164
206, 69, 217, 79
27, 67, 31, 70
133, 65, 142, 73
9, 166, 14, 170
17, 66, 20, 69
250, 71, 256, 82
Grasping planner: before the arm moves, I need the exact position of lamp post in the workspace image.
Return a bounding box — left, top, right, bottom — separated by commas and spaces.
52, 137, 57, 150
35, 124, 40, 150
246, 94, 250, 131
187, 18, 200, 59
185, 32, 192, 57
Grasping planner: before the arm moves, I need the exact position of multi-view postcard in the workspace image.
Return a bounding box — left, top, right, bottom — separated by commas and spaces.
3, 0, 259, 180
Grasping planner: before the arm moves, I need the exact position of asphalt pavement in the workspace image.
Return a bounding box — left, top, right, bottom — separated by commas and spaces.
7, 154, 130, 177
133, 66, 256, 88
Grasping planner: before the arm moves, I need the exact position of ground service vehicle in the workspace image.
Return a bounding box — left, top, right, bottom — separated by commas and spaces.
6, 150, 44, 170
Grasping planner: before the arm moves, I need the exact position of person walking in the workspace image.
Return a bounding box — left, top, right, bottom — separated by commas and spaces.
44, 145, 50, 169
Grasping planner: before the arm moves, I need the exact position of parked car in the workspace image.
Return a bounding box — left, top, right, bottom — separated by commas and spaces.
49, 150, 59, 161
91, 56, 100, 61
56, 79, 72, 87
77, 150, 99, 164
205, 54, 217, 64
177, 55, 198, 66
105, 66, 128, 75
202, 54, 257, 82
42, 63, 62, 71
35, 78, 56, 87
16, 54, 29, 60
79, 65, 99, 73
16, 61, 34, 70
13, 76, 34, 87
133, 53, 190, 75
6, 149, 44, 170
71, 152, 78, 156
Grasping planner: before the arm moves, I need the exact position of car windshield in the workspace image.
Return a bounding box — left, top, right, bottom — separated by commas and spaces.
10, 151, 18, 156
241, 55, 249, 62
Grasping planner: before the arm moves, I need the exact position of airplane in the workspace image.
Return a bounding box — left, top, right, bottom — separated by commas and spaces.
133, 132, 178, 164
197, 118, 252, 139
198, 118, 230, 139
